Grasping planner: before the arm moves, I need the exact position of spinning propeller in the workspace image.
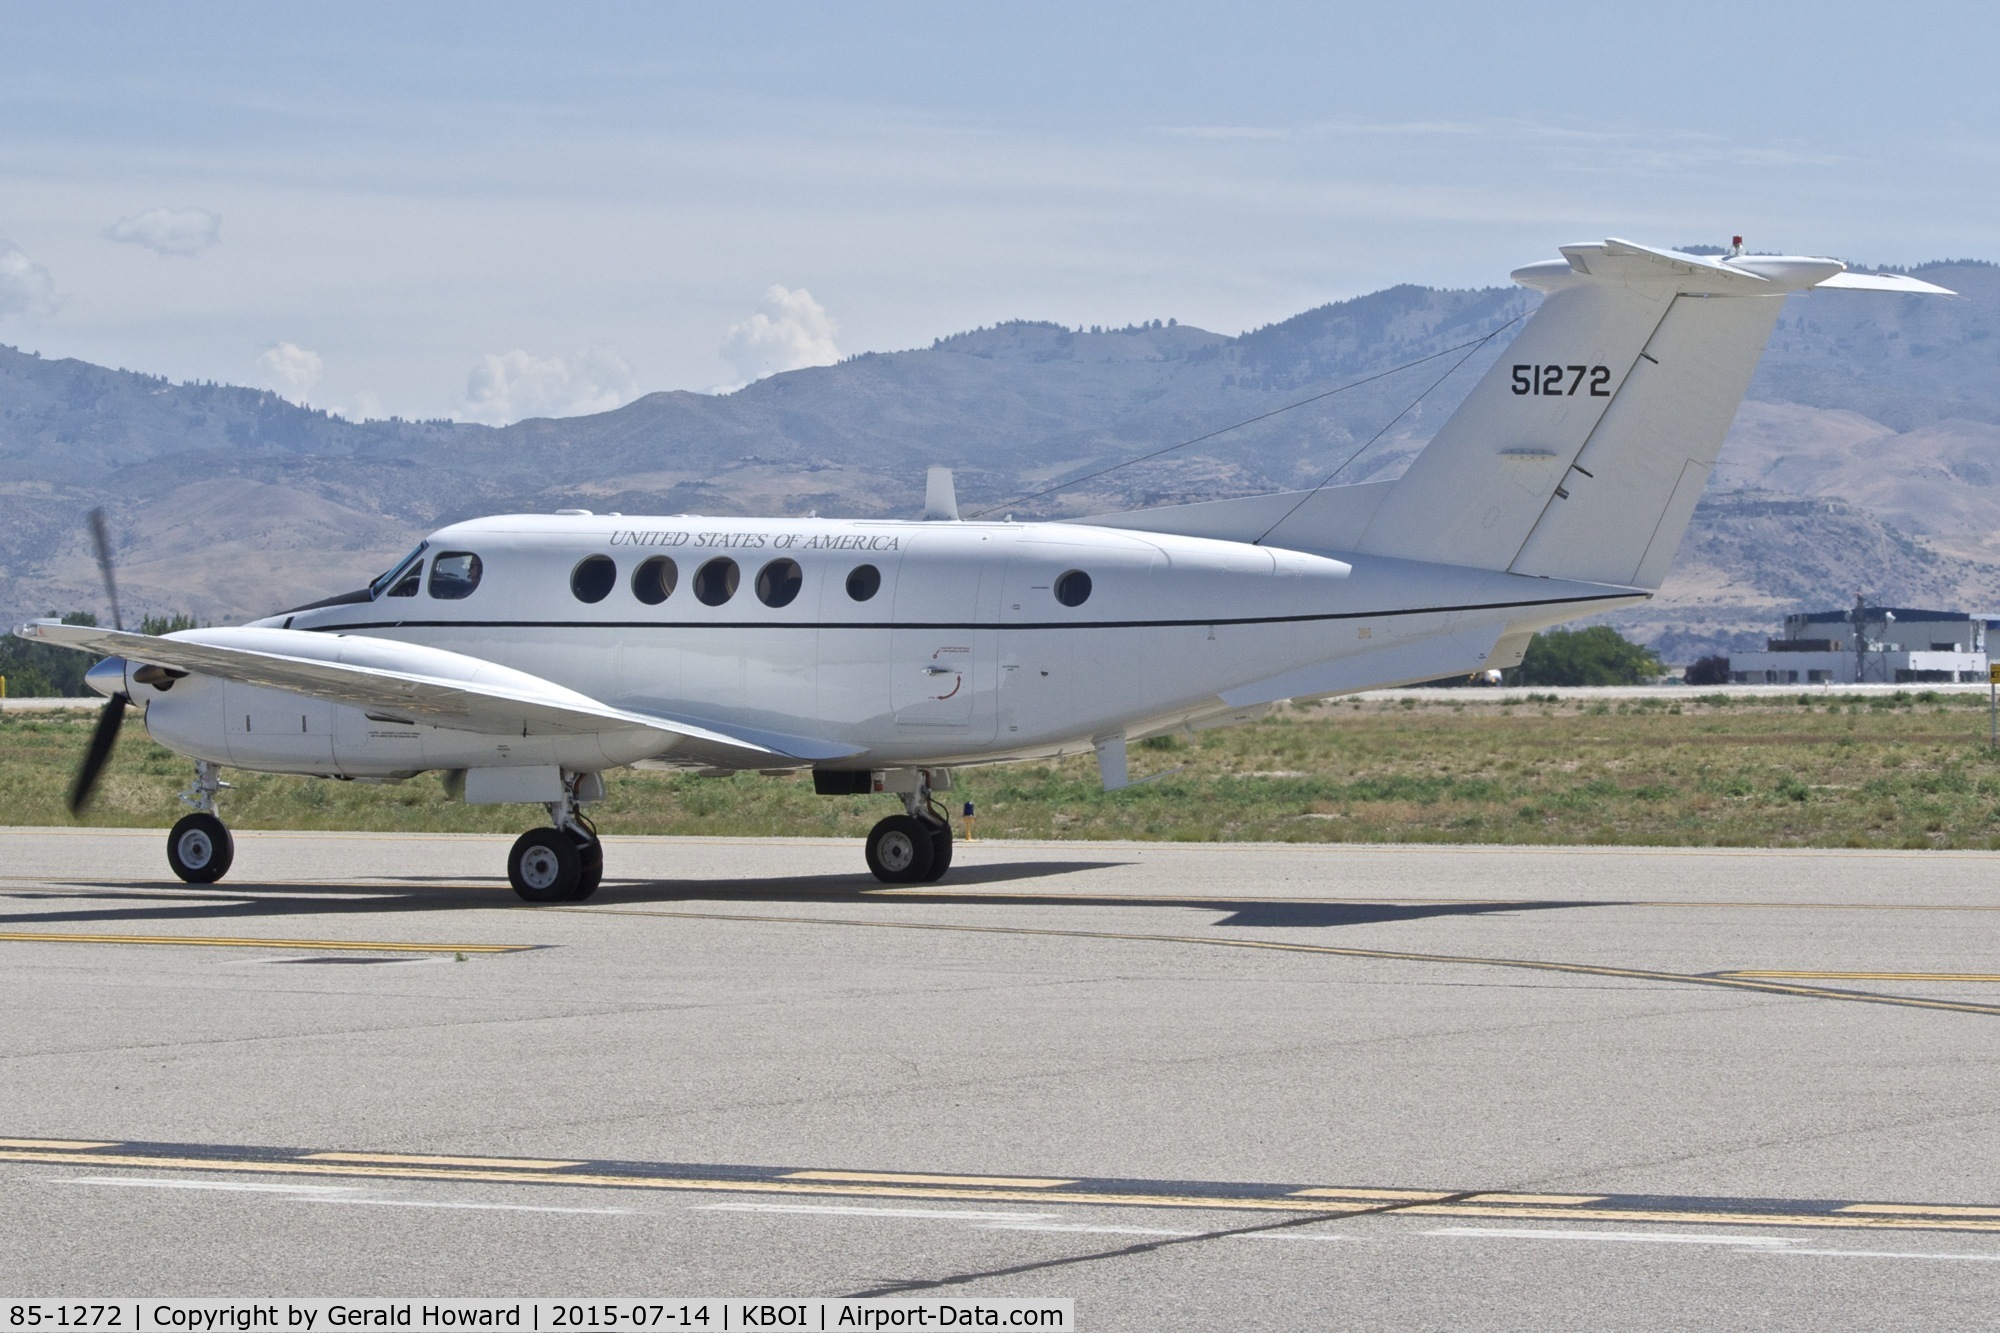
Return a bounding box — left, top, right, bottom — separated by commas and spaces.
69, 508, 128, 814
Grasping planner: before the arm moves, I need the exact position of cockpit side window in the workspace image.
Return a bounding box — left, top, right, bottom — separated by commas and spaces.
370, 541, 429, 599
428, 552, 482, 600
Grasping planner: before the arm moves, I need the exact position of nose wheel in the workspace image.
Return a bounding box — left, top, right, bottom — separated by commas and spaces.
166, 761, 234, 884
166, 811, 234, 884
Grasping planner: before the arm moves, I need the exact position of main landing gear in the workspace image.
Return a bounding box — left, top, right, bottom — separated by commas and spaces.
507, 772, 604, 903
865, 776, 952, 885
166, 760, 234, 884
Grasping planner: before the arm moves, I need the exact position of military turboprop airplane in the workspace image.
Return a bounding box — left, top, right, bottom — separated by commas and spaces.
16, 239, 1952, 899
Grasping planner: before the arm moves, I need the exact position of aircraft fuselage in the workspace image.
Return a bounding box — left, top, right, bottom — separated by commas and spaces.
161, 513, 1638, 778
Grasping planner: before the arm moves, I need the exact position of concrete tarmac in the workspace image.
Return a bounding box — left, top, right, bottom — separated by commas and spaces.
4, 827, 2000, 1328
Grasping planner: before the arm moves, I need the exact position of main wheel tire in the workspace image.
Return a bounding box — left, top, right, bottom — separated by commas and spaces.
509, 828, 582, 902
866, 814, 936, 884
166, 812, 234, 884
921, 818, 952, 881
569, 834, 604, 901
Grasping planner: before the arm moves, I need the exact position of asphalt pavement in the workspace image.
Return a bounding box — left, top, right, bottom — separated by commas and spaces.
3, 827, 1999, 1329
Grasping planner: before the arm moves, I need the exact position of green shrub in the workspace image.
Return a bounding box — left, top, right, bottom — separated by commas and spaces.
1517, 626, 1662, 687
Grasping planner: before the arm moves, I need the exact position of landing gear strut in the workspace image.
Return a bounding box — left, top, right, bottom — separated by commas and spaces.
507, 771, 603, 903
865, 772, 952, 885
166, 760, 234, 884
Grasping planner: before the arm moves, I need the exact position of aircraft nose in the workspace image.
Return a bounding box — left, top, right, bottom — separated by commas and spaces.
84, 656, 128, 699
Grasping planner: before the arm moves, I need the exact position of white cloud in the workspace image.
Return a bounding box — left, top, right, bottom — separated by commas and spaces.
258, 342, 323, 398
461, 348, 636, 425
0, 240, 56, 317
719, 285, 840, 387
107, 207, 222, 257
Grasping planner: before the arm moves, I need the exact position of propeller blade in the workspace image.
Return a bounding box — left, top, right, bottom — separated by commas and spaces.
69, 691, 127, 815
87, 506, 123, 632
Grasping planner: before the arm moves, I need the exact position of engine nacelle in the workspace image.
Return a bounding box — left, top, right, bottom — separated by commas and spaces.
136, 671, 663, 780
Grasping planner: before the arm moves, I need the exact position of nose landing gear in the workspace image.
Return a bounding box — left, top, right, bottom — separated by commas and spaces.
166, 761, 234, 884
507, 771, 604, 903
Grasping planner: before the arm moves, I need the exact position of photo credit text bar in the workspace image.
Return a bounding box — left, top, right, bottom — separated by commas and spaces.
1, 1302, 1073, 1332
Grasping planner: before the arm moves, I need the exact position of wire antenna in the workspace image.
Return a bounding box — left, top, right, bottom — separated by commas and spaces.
1250, 314, 1523, 545
963, 317, 1524, 520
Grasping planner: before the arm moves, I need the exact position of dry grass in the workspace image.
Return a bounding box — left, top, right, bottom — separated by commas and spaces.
9, 690, 2000, 848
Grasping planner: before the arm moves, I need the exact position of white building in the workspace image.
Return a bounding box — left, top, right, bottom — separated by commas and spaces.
1727, 606, 1988, 686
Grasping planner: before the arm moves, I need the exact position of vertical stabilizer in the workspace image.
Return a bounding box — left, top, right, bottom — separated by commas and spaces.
1350, 240, 1949, 587
1354, 267, 1678, 570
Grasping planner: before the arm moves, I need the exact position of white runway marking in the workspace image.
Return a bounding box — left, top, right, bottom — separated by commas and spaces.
62, 1176, 358, 1195
1427, 1227, 1792, 1248
1427, 1226, 2000, 1263
312, 1198, 636, 1216
1777, 1248, 2000, 1263
978, 1222, 1197, 1237
698, 1202, 1052, 1222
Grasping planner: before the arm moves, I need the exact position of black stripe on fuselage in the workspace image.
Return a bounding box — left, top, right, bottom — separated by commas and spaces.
300, 591, 1639, 635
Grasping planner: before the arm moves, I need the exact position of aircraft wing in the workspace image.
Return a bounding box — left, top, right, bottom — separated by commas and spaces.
14, 620, 861, 766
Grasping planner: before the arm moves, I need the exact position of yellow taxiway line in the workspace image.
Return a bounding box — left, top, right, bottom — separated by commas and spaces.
8, 1139, 2000, 1235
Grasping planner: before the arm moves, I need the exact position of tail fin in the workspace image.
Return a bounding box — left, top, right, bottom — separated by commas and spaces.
1348, 239, 1952, 587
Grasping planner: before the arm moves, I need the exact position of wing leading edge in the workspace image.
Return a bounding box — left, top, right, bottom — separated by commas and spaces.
13, 620, 861, 767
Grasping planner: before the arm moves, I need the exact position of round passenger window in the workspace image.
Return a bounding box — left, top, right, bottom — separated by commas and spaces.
570, 555, 616, 604
1054, 569, 1092, 607
694, 557, 740, 606
756, 558, 803, 608
845, 564, 881, 602
632, 555, 678, 605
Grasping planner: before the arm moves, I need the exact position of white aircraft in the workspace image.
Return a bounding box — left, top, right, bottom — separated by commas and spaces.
16, 239, 1952, 899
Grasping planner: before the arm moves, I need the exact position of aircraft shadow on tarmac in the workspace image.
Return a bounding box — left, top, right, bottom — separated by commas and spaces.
1, 861, 1614, 932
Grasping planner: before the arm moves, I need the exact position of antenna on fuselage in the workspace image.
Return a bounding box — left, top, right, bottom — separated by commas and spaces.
923, 467, 960, 521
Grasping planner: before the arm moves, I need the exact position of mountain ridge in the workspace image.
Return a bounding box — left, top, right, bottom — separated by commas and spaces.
4, 258, 1997, 660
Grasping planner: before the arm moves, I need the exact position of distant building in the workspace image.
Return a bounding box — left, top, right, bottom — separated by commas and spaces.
1727, 604, 1988, 685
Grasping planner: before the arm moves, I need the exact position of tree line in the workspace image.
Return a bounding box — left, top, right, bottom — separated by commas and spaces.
0, 611, 198, 697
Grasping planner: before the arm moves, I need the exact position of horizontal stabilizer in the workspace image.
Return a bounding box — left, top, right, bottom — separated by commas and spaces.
1814, 271, 1958, 295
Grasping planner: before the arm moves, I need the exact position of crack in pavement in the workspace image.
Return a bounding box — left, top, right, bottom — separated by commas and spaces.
845, 1192, 1476, 1297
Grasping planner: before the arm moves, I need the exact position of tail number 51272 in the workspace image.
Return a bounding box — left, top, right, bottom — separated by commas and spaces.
1512, 364, 1611, 397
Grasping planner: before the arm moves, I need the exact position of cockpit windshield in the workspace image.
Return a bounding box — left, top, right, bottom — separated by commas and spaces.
368, 541, 429, 599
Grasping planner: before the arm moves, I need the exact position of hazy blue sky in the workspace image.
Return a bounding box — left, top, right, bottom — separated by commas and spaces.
0, 2, 1992, 422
